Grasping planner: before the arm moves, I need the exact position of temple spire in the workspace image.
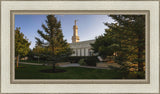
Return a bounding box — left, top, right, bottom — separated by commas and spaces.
72, 20, 79, 43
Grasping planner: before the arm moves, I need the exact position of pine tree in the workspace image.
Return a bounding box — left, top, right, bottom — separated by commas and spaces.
91, 15, 145, 73
15, 27, 31, 67
109, 15, 145, 72
35, 15, 72, 71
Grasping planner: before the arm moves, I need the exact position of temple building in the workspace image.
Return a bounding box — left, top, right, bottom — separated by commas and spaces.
69, 20, 95, 56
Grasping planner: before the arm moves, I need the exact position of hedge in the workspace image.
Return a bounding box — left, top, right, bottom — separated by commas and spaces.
68, 56, 99, 66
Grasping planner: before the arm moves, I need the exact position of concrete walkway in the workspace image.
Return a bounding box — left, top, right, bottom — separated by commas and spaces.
19, 62, 109, 69
59, 63, 80, 67
60, 63, 108, 69
19, 62, 43, 65
79, 66, 109, 69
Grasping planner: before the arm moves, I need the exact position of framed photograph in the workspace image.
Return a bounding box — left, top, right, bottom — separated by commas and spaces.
0, 0, 159, 94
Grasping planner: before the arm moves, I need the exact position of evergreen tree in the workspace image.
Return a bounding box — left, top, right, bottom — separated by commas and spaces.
109, 15, 145, 72
15, 27, 31, 67
92, 15, 145, 73
35, 15, 72, 71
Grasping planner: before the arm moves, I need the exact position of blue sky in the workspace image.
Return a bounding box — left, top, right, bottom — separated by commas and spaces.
15, 15, 115, 49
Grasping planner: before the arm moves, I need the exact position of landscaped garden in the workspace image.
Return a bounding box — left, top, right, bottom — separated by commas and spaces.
15, 15, 145, 79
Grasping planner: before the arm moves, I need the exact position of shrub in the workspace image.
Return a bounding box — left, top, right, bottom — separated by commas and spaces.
78, 59, 86, 65
68, 56, 99, 66
68, 56, 87, 63
107, 56, 114, 61
85, 56, 99, 66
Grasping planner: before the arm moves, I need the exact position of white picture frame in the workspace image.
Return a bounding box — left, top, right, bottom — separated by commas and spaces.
0, 0, 159, 94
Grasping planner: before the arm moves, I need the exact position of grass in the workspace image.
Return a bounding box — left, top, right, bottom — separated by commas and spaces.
19, 60, 45, 63
15, 64, 123, 79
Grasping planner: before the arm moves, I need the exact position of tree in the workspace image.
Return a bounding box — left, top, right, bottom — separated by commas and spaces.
91, 15, 145, 73
15, 27, 31, 67
91, 25, 120, 59
35, 15, 72, 71
109, 15, 145, 72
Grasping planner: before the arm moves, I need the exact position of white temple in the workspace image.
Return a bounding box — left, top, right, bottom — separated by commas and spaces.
69, 20, 95, 56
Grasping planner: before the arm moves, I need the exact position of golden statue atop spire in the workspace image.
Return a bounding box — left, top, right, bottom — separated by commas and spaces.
75, 20, 77, 25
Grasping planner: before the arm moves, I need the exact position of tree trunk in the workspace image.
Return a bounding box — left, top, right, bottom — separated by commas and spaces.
16, 55, 19, 68
138, 51, 144, 72
138, 35, 144, 72
52, 63, 56, 72
52, 46, 55, 55
51, 47, 56, 71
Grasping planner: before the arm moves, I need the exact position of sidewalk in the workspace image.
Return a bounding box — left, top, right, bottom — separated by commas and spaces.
19, 62, 43, 65
59, 63, 108, 69
79, 65, 109, 69
19, 62, 108, 69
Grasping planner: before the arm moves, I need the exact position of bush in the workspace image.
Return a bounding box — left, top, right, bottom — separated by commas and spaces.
68, 56, 87, 63
85, 56, 99, 66
78, 59, 86, 65
68, 56, 99, 66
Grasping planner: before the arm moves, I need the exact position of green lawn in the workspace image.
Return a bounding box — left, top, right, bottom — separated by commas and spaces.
19, 60, 45, 63
15, 64, 123, 79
